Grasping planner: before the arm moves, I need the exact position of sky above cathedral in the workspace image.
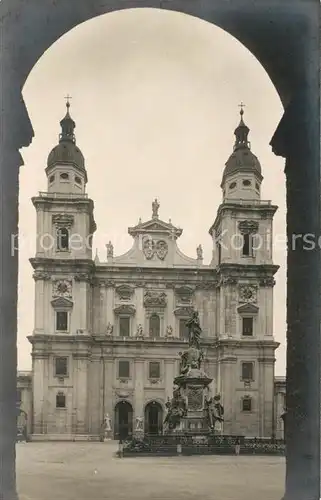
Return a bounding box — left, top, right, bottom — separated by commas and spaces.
19, 8, 286, 374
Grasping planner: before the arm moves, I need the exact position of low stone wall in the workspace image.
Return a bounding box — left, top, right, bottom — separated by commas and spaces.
122, 434, 285, 457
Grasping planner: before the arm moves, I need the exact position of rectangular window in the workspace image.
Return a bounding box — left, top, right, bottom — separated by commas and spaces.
149, 361, 160, 379
242, 317, 253, 336
241, 362, 254, 381
56, 311, 68, 332
56, 392, 66, 408
55, 357, 68, 377
119, 317, 130, 337
118, 360, 130, 379
179, 318, 189, 340
242, 397, 252, 412
242, 233, 253, 257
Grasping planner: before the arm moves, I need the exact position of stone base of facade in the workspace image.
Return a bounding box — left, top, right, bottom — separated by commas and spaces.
30, 434, 101, 442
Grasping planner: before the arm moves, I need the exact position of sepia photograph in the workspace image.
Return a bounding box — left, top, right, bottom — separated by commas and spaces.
0, 2, 320, 500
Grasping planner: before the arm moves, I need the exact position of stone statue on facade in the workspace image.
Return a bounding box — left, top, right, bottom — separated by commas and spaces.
204, 394, 224, 431
106, 322, 113, 336
152, 198, 160, 218
163, 386, 187, 432
196, 244, 203, 260
106, 241, 114, 259
135, 416, 144, 432
136, 324, 144, 338
165, 325, 173, 338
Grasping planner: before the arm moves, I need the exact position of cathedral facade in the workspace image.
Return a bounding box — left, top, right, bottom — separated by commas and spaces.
25, 102, 281, 440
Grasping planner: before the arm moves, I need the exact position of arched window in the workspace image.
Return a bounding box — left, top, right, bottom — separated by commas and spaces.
57, 227, 69, 251
149, 314, 160, 337
56, 392, 66, 408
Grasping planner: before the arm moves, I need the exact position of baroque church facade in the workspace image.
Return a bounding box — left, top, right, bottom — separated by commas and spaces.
21, 102, 284, 440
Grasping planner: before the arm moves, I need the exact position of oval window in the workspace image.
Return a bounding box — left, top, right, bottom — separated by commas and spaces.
255, 182, 260, 190
75, 176, 82, 185
243, 179, 251, 187
60, 173, 69, 180
229, 182, 237, 189
49, 175, 55, 183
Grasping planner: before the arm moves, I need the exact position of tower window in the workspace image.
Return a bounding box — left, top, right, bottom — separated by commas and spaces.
56, 311, 68, 332
242, 317, 253, 336
56, 392, 66, 408
179, 318, 189, 340
255, 182, 260, 191
149, 314, 160, 337
119, 317, 130, 337
242, 179, 251, 186
242, 233, 253, 257
49, 175, 55, 183
149, 361, 160, 379
241, 362, 254, 381
242, 396, 252, 412
57, 227, 69, 251
118, 360, 130, 379
60, 173, 69, 180
55, 357, 68, 377
75, 176, 82, 185
229, 182, 237, 189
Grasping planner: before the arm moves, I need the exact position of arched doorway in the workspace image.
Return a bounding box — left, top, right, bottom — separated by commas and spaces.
114, 401, 133, 439
145, 401, 163, 435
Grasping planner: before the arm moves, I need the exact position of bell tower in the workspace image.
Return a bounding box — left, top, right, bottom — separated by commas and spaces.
209, 107, 279, 437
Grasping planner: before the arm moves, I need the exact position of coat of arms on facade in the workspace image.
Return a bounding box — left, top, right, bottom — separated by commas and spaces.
142, 236, 155, 259
239, 285, 257, 303
52, 279, 72, 299
144, 290, 167, 308
156, 240, 168, 260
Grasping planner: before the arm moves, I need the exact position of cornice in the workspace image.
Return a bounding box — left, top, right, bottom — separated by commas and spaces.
29, 257, 95, 271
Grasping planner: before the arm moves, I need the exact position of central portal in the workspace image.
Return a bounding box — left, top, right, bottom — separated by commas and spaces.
145, 401, 163, 435
114, 401, 133, 439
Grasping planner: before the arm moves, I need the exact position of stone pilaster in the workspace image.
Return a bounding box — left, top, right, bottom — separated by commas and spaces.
219, 355, 237, 434
72, 353, 89, 434
106, 285, 114, 328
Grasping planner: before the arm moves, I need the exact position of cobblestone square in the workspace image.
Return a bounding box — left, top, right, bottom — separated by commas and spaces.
17, 442, 285, 500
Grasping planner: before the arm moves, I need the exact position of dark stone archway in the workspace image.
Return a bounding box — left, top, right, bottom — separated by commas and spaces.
0, 2, 319, 500
145, 401, 163, 435
114, 400, 133, 439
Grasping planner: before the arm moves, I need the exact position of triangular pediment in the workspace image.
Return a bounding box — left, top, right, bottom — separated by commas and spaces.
237, 303, 259, 314
128, 218, 182, 239
51, 297, 73, 309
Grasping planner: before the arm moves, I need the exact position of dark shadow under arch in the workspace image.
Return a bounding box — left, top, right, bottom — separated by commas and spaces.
144, 400, 164, 435
114, 400, 133, 439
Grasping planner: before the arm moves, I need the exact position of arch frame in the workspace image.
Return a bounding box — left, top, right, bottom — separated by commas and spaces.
0, 2, 320, 500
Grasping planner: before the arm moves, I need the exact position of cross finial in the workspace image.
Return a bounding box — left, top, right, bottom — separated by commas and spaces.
238, 102, 245, 116
64, 94, 72, 109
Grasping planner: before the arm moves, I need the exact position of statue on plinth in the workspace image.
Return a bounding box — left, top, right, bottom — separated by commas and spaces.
178, 311, 205, 376
204, 394, 224, 432
163, 386, 187, 432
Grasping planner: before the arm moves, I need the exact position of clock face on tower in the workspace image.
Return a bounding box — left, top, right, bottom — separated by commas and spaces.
239, 285, 257, 303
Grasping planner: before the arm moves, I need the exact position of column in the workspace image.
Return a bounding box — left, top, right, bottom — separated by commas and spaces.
73, 354, 89, 435
34, 278, 44, 333
106, 285, 114, 328
164, 359, 175, 399
166, 288, 175, 333
135, 288, 144, 334
271, 86, 320, 499
99, 283, 107, 334
32, 354, 47, 434
219, 355, 237, 434
134, 360, 145, 422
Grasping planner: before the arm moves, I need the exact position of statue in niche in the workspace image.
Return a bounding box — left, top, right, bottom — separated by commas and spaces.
136, 324, 144, 338
196, 244, 203, 260
106, 241, 114, 259
165, 325, 173, 338
106, 322, 113, 336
